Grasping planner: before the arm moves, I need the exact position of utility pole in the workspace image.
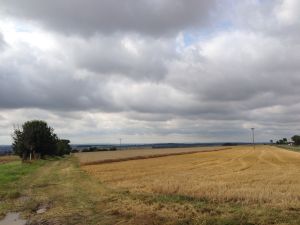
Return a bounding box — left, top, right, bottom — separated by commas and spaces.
251, 128, 255, 149
119, 138, 122, 149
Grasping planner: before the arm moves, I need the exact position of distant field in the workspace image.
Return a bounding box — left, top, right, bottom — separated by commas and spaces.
75, 146, 229, 165
83, 145, 300, 206
0, 155, 19, 164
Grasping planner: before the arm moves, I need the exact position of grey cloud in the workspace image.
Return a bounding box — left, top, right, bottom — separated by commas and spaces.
0, 0, 216, 36
167, 30, 300, 107
1, 25, 300, 125
0, 33, 5, 49
64, 34, 175, 81
1, 0, 300, 144
125, 111, 173, 122
0, 45, 119, 111
225, 0, 300, 38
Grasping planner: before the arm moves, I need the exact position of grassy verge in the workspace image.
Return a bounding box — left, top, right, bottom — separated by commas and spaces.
0, 159, 46, 218
276, 145, 300, 152
0, 156, 299, 224
0, 156, 122, 224
0, 161, 44, 185
0, 160, 45, 200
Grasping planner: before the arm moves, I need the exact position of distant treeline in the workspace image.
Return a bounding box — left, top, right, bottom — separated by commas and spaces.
222, 143, 239, 146
0, 145, 12, 155
73, 143, 242, 152
151, 143, 222, 149
0, 150, 13, 156
71, 146, 117, 153
274, 135, 300, 145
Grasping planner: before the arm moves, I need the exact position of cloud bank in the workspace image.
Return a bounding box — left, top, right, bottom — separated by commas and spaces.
0, 0, 299, 144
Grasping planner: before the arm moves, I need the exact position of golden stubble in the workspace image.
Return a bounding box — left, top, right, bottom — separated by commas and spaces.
82, 146, 300, 208
75, 146, 228, 165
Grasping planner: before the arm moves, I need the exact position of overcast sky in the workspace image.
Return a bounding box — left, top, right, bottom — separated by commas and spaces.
0, 0, 300, 144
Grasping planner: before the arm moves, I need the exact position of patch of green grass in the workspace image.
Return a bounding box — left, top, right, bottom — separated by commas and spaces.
0, 160, 45, 186
0, 159, 47, 218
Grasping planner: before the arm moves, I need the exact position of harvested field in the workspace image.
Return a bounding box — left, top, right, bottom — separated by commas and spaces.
76, 146, 229, 165
83, 145, 300, 207
2, 147, 300, 225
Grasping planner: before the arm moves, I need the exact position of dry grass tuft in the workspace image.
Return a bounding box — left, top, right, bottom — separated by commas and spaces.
0, 155, 19, 164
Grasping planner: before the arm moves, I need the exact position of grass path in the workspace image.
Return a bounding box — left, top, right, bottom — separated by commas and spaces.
0, 157, 123, 224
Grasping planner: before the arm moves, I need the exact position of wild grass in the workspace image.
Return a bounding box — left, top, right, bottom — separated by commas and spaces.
0, 159, 46, 217
0, 155, 19, 164
0, 160, 45, 189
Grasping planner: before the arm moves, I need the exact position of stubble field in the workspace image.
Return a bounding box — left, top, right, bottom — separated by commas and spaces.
1, 146, 300, 224
83, 145, 300, 207
76, 146, 228, 165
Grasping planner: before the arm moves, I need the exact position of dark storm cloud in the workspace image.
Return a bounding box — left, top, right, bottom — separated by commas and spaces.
0, 0, 216, 36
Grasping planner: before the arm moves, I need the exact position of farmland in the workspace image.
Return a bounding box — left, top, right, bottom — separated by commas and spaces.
1, 146, 300, 225
83, 145, 300, 208
75, 146, 228, 165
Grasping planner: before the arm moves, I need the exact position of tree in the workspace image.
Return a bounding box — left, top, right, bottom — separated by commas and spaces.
276, 138, 288, 145
56, 139, 71, 156
12, 128, 28, 159
12, 120, 62, 160
291, 135, 300, 146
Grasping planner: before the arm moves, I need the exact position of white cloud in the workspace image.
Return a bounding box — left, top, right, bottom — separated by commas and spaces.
275, 0, 300, 26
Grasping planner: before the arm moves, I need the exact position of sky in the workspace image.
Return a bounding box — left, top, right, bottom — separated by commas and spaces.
0, 0, 300, 144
